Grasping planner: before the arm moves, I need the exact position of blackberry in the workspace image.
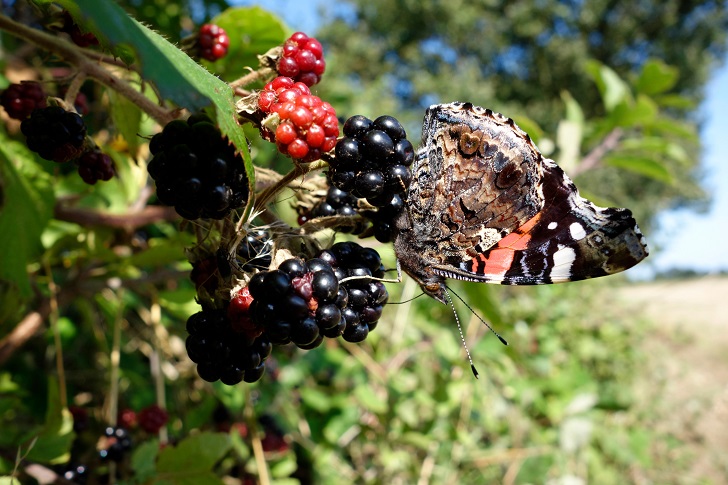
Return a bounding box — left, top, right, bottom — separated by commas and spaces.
185, 306, 270, 384
77, 150, 115, 184
147, 115, 249, 220
20, 106, 86, 163
198, 23, 230, 61
257, 76, 339, 162
138, 404, 168, 434
236, 229, 272, 271
60, 11, 99, 47
277, 32, 326, 87
330, 114, 413, 219
99, 426, 132, 462
0, 81, 46, 120
59, 464, 88, 485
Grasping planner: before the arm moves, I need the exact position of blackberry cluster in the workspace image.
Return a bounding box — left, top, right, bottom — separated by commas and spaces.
185, 307, 271, 384
317, 242, 389, 342
363, 192, 405, 243
257, 76, 339, 162
330, 115, 414, 209
147, 115, 249, 220
137, 404, 168, 434
20, 106, 86, 163
77, 150, 115, 184
198, 23, 230, 61
248, 257, 342, 348
99, 426, 132, 462
277, 32, 326, 87
0, 81, 46, 120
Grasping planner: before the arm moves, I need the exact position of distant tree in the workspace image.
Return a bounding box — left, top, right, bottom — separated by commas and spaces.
315, 0, 728, 228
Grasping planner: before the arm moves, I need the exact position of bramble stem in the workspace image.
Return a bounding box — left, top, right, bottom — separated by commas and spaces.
0, 15, 176, 125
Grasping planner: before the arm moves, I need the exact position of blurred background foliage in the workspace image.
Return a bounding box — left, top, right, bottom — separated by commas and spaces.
1, 0, 727, 483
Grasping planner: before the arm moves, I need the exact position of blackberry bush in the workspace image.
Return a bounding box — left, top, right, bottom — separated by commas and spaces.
147, 114, 249, 220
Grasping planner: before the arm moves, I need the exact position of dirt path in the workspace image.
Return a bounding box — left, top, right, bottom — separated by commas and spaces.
620, 276, 728, 483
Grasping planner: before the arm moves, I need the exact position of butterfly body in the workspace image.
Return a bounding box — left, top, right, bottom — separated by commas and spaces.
393, 102, 649, 304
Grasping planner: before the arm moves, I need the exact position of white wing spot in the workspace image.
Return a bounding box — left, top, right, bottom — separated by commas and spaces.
569, 222, 587, 241
548, 221, 558, 230
551, 245, 576, 282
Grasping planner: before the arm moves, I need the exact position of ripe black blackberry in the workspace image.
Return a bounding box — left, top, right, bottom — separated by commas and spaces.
99, 426, 132, 462
298, 185, 367, 234
20, 106, 86, 163
0, 81, 46, 120
236, 229, 272, 271
147, 115, 249, 220
77, 150, 115, 184
186, 307, 270, 384
316, 242, 388, 342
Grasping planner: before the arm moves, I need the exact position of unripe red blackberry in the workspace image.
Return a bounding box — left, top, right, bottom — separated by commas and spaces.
258, 76, 338, 162
138, 404, 168, 433
277, 32, 326, 86
198, 23, 230, 61
20, 106, 86, 163
60, 11, 99, 47
0, 82, 46, 120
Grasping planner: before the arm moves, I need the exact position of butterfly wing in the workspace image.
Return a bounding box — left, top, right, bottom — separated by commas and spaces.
394, 102, 648, 296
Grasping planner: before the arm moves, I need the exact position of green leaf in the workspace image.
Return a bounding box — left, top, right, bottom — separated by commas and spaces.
131, 439, 160, 483
635, 59, 679, 96
0, 132, 54, 298
108, 89, 143, 158
25, 379, 75, 464
609, 95, 658, 127
561, 91, 584, 126
585, 60, 631, 112
354, 384, 388, 414
654, 93, 696, 110
156, 432, 231, 483
603, 154, 673, 184
0, 477, 22, 485
510, 115, 544, 145
205, 7, 288, 81
619, 137, 690, 166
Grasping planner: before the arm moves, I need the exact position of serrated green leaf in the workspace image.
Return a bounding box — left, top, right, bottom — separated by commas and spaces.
0, 132, 54, 298
205, 6, 288, 81
585, 60, 631, 112
603, 154, 673, 184
157, 432, 231, 477
25, 379, 75, 464
635, 59, 679, 96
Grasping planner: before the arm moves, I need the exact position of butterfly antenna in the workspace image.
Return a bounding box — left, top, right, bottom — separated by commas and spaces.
443, 287, 479, 379
446, 285, 508, 346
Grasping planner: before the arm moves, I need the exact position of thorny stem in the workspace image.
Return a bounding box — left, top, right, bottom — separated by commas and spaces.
0, 15, 176, 125
229, 66, 275, 90
63, 71, 87, 110
255, 161, 328, 210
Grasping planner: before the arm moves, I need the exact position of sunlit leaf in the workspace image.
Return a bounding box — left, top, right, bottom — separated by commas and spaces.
635, 59, 679, 96
585, 60, 631, 112
603, 154, 673, 183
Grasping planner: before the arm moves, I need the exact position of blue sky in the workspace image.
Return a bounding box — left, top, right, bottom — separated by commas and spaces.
233, 1, 728, 277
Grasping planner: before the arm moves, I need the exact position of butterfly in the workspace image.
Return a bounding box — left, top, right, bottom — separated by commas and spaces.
393, 102, 649, 305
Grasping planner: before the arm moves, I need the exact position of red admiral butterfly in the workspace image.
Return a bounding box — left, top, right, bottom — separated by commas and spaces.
393, 102, 649, 305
